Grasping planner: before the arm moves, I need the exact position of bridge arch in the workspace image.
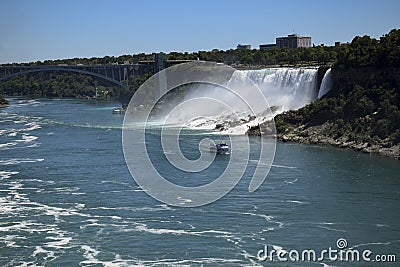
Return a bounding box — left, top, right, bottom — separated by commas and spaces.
0, 66, 128, 87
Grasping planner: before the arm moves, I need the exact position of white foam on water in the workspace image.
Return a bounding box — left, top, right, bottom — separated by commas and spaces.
320, 222, 336, 225
42, 203, 92, 222
0, 158, 44, 165
286, 200, 307, 204
81, 244, 100, 261
0, 220, 48, 233
316, 225, 347, 233
133, 189, 147, 192
193, 229, 232, 235
0, 175, 91, 259
177, 196, 192, 205
284, 178, 298, 185
26, 143, 40, 148
31, 245, 56, 260
285, 200, 301, 204
241, 212, 274, 222
80, 245, 152, 267
7, 131, 18, 137
133, 223, 234, 239
90, 204, 174, 213
75, 203, 86, 209
45, 236, 73, 249
19, 134, 38, 143
134, 224, 193, 236
349, 239, 400, 250
72, 192, 87, 195
13, 119, 28, 124
53, 186, 81, 194
261, 227, 275, 233
0, 171, 19, 180
3, 234, 26, 248
0, 142, 17, 149
272, 164, 298, 169
0, 113, 44, 153
24, 122, 42, 131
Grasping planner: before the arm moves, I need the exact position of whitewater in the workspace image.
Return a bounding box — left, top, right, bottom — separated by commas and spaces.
157, 67, 332, 135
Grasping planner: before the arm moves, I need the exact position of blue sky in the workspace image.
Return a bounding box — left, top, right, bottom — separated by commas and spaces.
0, 0, 399, 64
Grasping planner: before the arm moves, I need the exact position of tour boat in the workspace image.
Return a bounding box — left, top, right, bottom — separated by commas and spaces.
112, 107, 125, 114
210, 141, 229, 155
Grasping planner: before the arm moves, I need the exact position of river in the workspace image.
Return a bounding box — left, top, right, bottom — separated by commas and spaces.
0, 98, 399, 266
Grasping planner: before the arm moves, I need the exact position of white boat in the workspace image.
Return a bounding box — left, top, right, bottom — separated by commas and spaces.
210, 141, 229, 155
112, 107, 125, 114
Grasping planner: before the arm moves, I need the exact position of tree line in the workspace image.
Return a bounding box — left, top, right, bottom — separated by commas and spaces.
274, 29, 400, 149
0, 29, 399, 99
2, 29, 398, 69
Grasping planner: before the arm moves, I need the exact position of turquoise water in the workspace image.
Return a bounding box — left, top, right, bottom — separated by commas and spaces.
0, 98, 399, 266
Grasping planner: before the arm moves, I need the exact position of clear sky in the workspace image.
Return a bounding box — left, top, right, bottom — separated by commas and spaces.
0, 0, 399, 64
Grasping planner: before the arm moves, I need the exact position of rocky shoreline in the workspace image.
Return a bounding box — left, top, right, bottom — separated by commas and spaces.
0, 95, 9, 108
277, 123, 400, 160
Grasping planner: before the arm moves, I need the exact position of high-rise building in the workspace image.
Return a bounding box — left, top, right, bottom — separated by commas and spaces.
276, 34, 311, 49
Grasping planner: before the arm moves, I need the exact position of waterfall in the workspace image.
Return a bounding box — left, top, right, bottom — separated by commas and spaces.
317, 68, 332, 98
159, 67, 320, 134
228, 67, 319, 112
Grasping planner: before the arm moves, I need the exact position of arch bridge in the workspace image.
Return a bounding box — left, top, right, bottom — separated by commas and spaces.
0, 64, 143, 88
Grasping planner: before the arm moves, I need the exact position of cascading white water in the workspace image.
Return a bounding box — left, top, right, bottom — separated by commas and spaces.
228, 67, 319, 112
159, 67, 321, 134
317, 68, 332, 98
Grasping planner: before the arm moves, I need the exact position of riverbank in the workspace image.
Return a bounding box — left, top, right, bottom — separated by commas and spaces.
272, 78, 400, 160
0, 95, 9, 107
277, 122, 400, 159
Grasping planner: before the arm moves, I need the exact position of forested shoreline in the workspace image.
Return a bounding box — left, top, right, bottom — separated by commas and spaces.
273, 29, 400, 159
2, 29, 398, 100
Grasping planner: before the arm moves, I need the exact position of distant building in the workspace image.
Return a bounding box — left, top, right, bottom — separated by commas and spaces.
276, 34, 311, 49
335, 41, 341, 47
237, 44, 251, 50
259, 44, 276, 50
